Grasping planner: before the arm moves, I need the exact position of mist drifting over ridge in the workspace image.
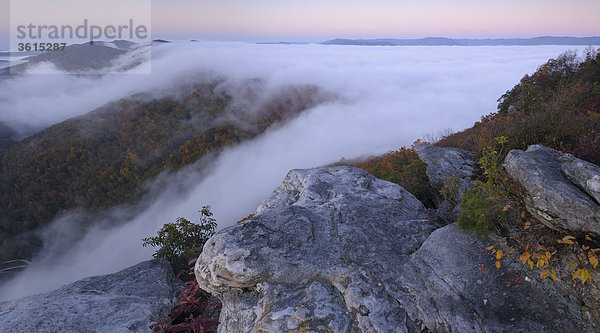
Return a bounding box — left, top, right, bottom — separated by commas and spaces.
0, 41, 589, 300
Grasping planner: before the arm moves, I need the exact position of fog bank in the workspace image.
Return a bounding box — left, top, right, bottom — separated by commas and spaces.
0, 42, 586, 300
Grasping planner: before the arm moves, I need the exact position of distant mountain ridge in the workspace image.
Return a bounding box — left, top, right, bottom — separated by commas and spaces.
321, 36, 600, 46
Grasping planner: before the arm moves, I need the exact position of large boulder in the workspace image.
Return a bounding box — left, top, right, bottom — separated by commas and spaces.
397, 224, 592, 332
0, 259, 183, 333
414, 144, 476, 200
196, 166, 435, 332
504, 145, 600, 234
195, 166, 596, 332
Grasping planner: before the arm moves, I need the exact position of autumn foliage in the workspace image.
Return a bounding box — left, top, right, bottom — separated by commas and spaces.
438, 48, 600, 165
0, 80, 328, 262
353, 147, 436, 208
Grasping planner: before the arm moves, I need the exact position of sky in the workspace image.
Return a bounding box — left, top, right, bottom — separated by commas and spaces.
1, 0, 599, 47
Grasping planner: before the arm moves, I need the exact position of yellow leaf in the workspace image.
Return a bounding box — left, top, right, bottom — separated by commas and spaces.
528, 259, 534, 270
545, 251, 552, 259
582, 245, 590, 251
536, 258, 547, 268
573, 269, 582, 280
581, 269, 590, 284
578, 254, 584, 262
552, 268, 556, 282
569, 263, 578, 271
558, 236, 577, 245
521, 211, 526, 219
519, 252, 531, 264
495, 261, 501, 269
586, 235, 592, 241
589, 252, 599, 269
496, 250, 503, 260
540, 270, 550, 279
537, 245, 547, 251
502, 204, 511, 211
486, 245, 495, 251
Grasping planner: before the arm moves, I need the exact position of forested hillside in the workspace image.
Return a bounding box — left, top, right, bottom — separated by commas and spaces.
438, 48, 600, 164
0, 79, 330, 261
346, 49, 599, 212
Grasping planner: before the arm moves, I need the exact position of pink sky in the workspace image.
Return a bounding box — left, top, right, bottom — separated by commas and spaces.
2, 0, 599, 43
150, 0, 600, 40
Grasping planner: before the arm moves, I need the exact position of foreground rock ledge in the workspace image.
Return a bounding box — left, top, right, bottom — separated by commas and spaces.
504, 144, 600, 234
196, 166, 594, 332
0, 259, 182, 333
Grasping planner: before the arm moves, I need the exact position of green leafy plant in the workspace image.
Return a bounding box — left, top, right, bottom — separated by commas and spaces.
439, 174, 461, 205
142, 206, 217, 273
457, 137, 512, 237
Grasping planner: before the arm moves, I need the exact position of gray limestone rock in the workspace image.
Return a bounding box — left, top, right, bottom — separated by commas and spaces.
397, 224, 593, 332
0, 259, 183, 333
414, 144, 476, 200
196, 165, 596, 332
196, 166, 433, 332
503, 145, 600, 234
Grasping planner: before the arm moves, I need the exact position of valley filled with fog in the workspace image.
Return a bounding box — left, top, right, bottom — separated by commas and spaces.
0, 42, 587, 300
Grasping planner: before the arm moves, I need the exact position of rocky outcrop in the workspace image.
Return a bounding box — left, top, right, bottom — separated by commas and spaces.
196, 166, 435, 332
195, 166, 595, 332
414, 144, 476, 200
504, 145, 600, 234
0, 259, 183, 333
398, 223, 592, 332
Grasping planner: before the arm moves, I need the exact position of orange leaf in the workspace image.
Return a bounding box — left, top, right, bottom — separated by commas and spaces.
519, 252, 531, 264
496, 250, 503, 260
524, 221, 531, 230
558, 236, 577, 245
540, 270, 550, 279
480, 266, 485, 274
502, 204, 511, 212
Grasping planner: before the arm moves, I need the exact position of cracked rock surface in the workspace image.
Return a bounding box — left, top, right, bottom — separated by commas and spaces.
0, 259, 183, 333
504, 144, 600, 234
414, 144, 476, 200
196, 166, 595, 332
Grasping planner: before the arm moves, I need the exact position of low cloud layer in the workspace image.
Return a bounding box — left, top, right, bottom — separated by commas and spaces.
0, 42, 585, 299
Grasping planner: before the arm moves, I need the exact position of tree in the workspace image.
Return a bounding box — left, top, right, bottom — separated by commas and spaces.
142, 206, 217, 273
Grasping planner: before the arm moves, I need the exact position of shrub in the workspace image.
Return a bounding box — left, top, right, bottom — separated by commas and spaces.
150, 261, 221, 333
355, 147, 437, 208
456, 137, 511, 237
457, 190, 500, 237
142, 206, 217, 274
